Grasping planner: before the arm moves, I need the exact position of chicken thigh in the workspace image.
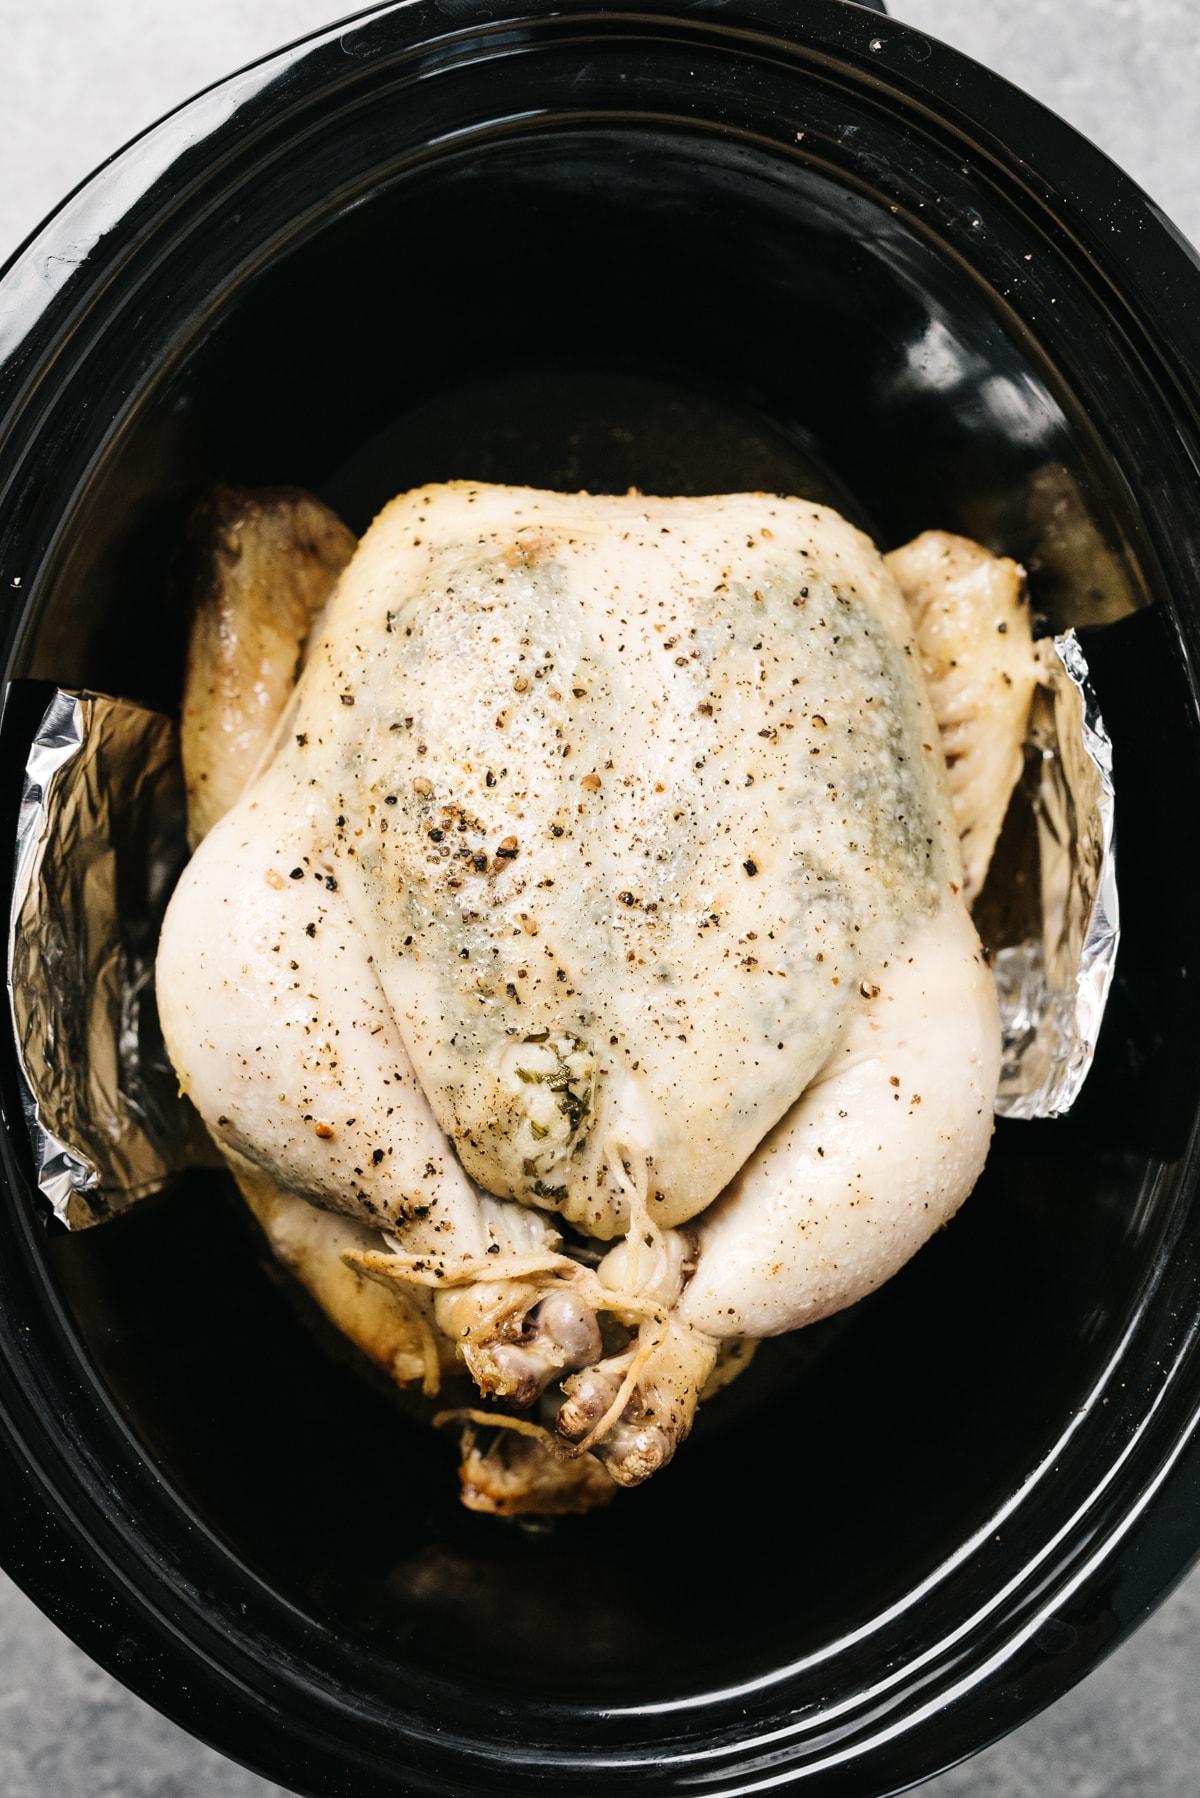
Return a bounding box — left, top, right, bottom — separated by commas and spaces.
159, 483, 1009, 1499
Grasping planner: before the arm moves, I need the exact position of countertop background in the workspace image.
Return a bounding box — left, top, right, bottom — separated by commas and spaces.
0, 1, 1197, 1793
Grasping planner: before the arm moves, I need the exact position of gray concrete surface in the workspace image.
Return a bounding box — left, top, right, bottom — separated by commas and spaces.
0, 1, 1198, 1792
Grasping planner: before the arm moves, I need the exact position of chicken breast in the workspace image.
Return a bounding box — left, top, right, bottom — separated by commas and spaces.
159, 482, 1005, 1495
279, 485, 963, 1231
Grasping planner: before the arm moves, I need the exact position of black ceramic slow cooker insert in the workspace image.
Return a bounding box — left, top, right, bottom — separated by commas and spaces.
1, 3, 1200, 1794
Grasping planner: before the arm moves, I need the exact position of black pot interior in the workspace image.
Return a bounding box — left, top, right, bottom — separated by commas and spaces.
6, 16, 1200, 1769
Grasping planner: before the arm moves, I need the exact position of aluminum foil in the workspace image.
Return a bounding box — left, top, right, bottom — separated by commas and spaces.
987, 631, 1119, 1118
5, 638, 1118, 1230
7, 689, 217, 1229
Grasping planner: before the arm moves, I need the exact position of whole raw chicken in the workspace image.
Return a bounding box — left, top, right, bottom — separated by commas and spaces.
157, 483, 1038, 1511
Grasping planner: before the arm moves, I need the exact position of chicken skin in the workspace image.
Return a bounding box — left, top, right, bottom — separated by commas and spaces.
886, 530, 1039, 903
159, 485, 1017, 1503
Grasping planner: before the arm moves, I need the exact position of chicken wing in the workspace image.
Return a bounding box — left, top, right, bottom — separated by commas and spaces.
885, 530, 1039, 903
181, 486, 356, 847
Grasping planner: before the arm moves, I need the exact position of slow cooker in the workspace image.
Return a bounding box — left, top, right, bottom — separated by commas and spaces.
2, 2, 1200, 1793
